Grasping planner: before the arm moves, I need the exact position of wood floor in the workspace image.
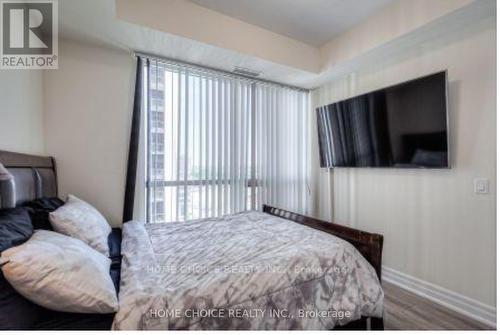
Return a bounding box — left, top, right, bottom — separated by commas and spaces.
383, 282, 494, 330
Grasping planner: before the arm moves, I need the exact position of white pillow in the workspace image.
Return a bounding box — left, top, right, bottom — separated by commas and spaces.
0, 230, 118, 314
49, 194, 111, 256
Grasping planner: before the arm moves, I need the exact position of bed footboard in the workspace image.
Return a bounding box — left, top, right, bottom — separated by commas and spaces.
262, 205, 383, 280
263, 205, 385, 331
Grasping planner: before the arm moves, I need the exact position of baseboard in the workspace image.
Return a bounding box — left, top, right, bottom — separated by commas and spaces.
382, 266, 496, 329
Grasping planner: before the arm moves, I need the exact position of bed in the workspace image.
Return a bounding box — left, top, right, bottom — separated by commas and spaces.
0, 150, 121, 330
0, 150, 384, 330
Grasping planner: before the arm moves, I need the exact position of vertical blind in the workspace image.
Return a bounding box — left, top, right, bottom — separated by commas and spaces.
143, 58, 309, 223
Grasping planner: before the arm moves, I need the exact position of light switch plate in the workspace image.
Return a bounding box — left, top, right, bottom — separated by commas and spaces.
474, 178, 489, 194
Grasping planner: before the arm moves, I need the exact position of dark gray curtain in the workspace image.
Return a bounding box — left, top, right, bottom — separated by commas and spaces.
122, 57, 144, 222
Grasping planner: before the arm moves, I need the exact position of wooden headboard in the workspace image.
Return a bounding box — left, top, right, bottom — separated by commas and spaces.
0, 150, 58, 208
263, 205, 384, 281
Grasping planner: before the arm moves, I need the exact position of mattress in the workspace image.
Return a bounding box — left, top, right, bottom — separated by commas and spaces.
114, 211, 384, 330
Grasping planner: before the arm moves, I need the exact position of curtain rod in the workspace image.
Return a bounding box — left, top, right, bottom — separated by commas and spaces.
134, 51, 310, 92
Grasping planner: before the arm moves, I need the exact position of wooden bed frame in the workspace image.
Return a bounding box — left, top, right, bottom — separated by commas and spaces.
263, 205, 384, 330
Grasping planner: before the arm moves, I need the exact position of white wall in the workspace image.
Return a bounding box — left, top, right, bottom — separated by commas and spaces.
0, 70, 45, 155
43, 40, 135, 226
311, 23, 496, 308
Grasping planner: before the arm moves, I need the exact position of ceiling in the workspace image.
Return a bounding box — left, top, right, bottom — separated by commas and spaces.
188, 0, 394, 46
56, 0, 491, 89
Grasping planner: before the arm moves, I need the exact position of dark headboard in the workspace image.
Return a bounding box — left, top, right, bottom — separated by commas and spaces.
0, 150, 58, 209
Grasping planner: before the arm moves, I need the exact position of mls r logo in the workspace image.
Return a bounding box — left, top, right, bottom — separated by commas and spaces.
2, 1, 53, 55
9, 5, 48, 49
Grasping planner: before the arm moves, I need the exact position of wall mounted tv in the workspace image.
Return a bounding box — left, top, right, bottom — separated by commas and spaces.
316, 71, 449, 168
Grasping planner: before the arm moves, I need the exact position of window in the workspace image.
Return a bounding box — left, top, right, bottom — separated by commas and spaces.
144, 59, 309, 223
151, 133, 164, 153
151, 111, 164, 129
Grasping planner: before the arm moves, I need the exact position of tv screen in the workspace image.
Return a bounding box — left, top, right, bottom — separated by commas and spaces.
316, 71, 449, 168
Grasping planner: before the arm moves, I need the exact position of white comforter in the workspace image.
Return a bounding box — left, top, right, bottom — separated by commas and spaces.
113, 211, 383, 330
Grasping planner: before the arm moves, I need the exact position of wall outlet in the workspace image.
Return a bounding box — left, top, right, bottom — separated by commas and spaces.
473, 178, 489, 194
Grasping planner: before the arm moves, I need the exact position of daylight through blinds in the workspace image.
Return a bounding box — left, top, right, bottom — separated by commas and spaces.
144, 58, 309, 223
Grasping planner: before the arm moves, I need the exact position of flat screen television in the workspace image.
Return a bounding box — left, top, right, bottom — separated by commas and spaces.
316, 71, 449, 168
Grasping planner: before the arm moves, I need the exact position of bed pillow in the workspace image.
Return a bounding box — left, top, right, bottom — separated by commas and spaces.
0, 207, 33, 252
21, 197, 65, 230
0, 230, 118, 314
49, 194, 110, 256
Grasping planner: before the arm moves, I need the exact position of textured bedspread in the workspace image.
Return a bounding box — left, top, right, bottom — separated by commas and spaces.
113, 211, 383, 330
